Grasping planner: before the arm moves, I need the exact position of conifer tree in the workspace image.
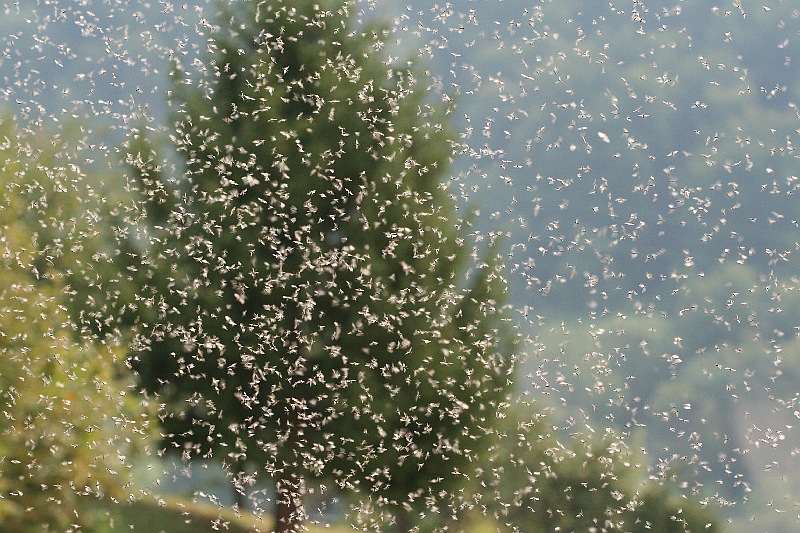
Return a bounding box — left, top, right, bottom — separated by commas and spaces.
128, 2, 514, 530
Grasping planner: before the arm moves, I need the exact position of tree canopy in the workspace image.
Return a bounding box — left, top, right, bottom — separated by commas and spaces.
127, 1, 514, 530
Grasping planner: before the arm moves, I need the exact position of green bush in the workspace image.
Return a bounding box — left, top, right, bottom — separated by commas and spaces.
0, 119, 153, 531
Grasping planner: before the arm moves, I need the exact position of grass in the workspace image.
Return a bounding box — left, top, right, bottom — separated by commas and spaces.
82, 495, 351, 533
78, 489, 503, 533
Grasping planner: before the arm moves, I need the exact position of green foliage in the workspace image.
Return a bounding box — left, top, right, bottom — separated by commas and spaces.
0, 118, 152, 531
477, 405, 718, 533
127, 1, 514, 530
629, 483, 719, 533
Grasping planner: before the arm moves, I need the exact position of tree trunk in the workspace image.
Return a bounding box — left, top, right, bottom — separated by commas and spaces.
231, 457, 249, 510
232, 474, 248, 510
274, 476, 302, 533
393, 509, 413, 532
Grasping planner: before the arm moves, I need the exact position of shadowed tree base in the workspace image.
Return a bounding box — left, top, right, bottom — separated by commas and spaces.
274, 477, 301, 533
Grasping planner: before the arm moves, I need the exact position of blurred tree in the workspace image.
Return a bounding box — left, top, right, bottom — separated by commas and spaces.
126, 1, 514, 531
480, 405, 719, 533
0, 118, 152, 532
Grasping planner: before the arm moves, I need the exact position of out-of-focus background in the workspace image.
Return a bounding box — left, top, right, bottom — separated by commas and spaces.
1, 1, 798, 531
